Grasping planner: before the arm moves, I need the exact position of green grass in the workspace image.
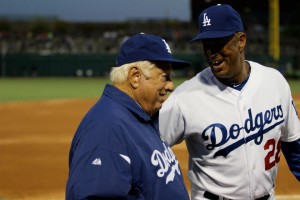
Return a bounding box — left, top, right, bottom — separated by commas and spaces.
0, 77, 299, 102
287, 79, 300, 93
0, 77, 109, 102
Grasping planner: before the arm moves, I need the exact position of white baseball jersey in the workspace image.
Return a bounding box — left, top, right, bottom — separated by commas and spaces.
159, 61, 300, 200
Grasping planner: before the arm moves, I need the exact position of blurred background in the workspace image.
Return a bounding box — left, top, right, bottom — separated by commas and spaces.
0, 0, 299, 78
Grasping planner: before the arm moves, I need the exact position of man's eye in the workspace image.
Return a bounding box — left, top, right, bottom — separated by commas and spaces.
162, 75, 172, 82
162, 74, 172, 81
161, 76, 167, 82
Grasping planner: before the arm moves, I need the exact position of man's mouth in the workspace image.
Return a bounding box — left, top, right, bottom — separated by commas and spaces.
211, 60, 223, 66
210, 59, 225, 74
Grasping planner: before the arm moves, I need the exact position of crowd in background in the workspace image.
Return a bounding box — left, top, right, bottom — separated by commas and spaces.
0, 20, 299, 77
0, 21, 298, 56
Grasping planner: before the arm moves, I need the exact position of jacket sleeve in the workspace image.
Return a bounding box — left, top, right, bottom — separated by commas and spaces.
281, 138, 300, 182
66, 147, 132, 199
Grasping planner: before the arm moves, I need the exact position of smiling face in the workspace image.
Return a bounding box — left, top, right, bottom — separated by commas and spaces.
202, 32, 247, 84
133, 62, 174, 117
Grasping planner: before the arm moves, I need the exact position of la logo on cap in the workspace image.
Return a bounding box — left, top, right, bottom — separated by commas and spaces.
202, 13, 211, 27
162, 39, 172, 54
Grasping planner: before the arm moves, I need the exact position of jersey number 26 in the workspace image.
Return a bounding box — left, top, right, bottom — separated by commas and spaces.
264, 139, 281, 170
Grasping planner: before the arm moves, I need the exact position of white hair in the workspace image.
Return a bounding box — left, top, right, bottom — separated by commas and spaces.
110, 61, 155, 84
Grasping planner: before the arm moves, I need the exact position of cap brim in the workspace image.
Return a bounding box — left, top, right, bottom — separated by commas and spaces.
150, 58, 191, 69
190, 31, 236, 42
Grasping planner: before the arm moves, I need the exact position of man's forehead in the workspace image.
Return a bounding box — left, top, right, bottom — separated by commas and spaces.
202, 34, 235, 45
152, 62, 172, 70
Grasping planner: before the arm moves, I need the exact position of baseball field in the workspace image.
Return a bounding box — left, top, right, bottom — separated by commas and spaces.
0, 77, 299, 200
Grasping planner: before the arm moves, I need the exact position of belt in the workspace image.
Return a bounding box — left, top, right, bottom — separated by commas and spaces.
204, 191, 270, 200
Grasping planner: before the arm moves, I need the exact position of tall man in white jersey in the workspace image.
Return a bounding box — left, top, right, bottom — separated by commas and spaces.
159, 4, 300, 200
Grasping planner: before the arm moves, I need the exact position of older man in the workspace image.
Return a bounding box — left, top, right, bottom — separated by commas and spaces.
66, 33, 191, 200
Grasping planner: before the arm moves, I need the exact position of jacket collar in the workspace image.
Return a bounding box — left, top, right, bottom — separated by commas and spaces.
103, 84, 157, 122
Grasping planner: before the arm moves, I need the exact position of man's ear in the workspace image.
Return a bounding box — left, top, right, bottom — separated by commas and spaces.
238, 32, 247, 50
128, 66, 141, 89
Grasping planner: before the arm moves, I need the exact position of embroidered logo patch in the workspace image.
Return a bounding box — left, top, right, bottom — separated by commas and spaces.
92, 158, 102, 166
202, 13, 211, 27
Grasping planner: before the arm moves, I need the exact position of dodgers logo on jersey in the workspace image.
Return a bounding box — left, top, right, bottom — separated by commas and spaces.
202, 105, 284, 157
151, 142, 181, 184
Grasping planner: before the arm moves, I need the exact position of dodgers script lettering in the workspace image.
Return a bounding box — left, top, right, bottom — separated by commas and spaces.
202, 105, 284, 157
151, 143, 181, 184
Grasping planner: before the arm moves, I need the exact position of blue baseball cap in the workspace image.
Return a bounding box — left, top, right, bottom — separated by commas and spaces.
116, 33, 191, 69
191, 4, 244, 41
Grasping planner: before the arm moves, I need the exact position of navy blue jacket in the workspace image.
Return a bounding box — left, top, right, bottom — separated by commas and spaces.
66, 84, 189, 200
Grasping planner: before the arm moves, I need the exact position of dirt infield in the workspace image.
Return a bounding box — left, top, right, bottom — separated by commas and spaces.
0, 95, 299, 200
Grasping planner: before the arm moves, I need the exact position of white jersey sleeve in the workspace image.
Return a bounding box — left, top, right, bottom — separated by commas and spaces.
159, 92, 185, 146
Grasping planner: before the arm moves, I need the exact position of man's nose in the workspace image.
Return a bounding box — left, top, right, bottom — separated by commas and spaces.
166, 81, 174, 92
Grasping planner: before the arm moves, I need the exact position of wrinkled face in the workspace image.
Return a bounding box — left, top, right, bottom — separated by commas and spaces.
136, 62, 174, 117
202, 32, 246, 83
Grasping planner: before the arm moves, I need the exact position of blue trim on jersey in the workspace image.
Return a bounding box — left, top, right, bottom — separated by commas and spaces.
292, 100, 299, 116
66, 84, 189, 199
281, 138, 300, 182
227, 74, 250, 91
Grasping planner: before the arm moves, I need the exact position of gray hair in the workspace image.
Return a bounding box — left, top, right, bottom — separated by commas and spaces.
110, 61, 155, 84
